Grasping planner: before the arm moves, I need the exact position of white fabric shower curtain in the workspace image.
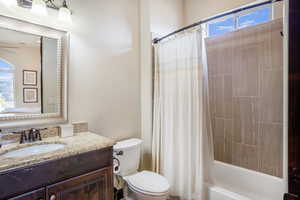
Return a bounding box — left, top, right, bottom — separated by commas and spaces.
152, 29, 208, 200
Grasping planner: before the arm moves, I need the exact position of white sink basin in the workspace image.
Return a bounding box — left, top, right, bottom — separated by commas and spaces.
2, 144, 65, 158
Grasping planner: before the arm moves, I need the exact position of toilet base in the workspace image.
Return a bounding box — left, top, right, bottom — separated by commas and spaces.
125, 184, 169, 200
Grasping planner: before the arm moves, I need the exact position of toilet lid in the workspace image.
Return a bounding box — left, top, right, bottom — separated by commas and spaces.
125, 171, 170, 194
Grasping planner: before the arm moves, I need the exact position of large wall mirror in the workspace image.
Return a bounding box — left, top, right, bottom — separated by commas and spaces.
0, 15, 68, 127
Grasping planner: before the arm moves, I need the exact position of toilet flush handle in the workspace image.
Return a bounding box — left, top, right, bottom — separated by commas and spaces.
114, 150, 123, 156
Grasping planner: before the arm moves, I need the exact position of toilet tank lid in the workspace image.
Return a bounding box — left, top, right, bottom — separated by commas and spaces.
114, 138, 142, 150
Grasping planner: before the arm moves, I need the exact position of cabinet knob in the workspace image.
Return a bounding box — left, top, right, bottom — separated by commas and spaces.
49, 194, 56, 200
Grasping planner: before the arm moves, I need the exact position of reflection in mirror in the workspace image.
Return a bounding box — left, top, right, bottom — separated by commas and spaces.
0, 28, 59, 116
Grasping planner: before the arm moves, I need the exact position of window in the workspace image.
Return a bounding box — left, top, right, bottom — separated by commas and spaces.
208, 17, 235, 37
207, 6, 272, 37
238, 7, 271, 29
0, 59, 15, 112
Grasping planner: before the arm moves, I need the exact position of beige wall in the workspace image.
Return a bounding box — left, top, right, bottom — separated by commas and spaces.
184, 0, 257, 25
68, 0, 141, 140
150, 0, 184, 37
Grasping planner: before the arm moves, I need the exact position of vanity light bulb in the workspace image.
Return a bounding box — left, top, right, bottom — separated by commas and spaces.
2, 0, 17, 7
31, 0, 47, 16
58, 7, 72, 23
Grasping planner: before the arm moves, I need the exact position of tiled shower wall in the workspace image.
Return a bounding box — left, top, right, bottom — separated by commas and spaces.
206, 19, 283, 177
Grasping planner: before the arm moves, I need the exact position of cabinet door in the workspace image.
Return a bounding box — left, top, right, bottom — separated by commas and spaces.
46, 167, 113, 200
9, 188, 45, 200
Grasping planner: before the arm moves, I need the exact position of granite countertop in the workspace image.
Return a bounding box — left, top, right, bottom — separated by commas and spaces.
0, 132, 115, 172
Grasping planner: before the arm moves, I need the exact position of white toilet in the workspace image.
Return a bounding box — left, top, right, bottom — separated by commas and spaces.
114, 138, 170, 200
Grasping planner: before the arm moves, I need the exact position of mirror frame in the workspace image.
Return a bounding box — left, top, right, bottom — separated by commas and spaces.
0, 15, 69, 128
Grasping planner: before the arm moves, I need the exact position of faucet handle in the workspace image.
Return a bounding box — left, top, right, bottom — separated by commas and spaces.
31, 128, 47, 141
20, 131, 27, 144
35, 129, 42, 141
28, 129, 36, 142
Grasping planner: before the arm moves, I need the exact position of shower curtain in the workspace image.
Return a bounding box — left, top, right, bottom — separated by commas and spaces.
152, 28, 211, 200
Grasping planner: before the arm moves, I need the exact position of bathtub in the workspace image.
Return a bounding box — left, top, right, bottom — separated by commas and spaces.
207, 161, 287, 200
208, 186, 251, 200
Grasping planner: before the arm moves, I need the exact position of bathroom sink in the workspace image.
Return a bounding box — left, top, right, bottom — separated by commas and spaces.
2, 144, 66, 158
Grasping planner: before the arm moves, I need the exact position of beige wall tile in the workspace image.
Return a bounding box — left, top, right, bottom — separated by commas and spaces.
208, 76, 217, 116
270, 20, 283, 69
224, 75, 233, 118
215, 76, 224, 118
206, 19, 283, 177
259, 69, 283, 123
72, 122, 89, 134
216, 37, 233, 75
233, 97, 258, 145
240, 145, 259, 171
232, 142, 242, 166
224, 119, 233, 163
233, 143, 263, 172
258, 123, 283, 177
224, 139, 232, 163
206, 35, 234, 75
206, 40, 218, 76
213, 118, 225, 161
214, 136, 224, 162
214, 118, 224, 139
233, 44, 260, 97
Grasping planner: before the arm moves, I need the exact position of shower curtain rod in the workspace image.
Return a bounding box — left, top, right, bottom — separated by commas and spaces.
153, 0, 284, 44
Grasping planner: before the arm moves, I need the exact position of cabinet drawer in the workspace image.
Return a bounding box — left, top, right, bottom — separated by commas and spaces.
46, 167, 113, 200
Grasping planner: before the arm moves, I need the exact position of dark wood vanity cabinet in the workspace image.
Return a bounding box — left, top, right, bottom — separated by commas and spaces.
0, 147, 113, 200
46, 168, 113, 200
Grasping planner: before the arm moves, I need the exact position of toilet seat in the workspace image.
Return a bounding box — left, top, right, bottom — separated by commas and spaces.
125, 171, 170, 196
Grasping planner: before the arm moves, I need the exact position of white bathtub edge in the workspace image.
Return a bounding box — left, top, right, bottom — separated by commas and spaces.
208, 186, 251, 200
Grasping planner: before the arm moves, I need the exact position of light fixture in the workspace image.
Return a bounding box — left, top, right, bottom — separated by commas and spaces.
31, 0, 47, 16
58, 0, 72, 23
4, 0, 72, 23
1, 0, 17, 7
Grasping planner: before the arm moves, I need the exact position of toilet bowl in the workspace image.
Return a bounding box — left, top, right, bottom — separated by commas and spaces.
113, 139, 170, 200
125, 171, 169, 200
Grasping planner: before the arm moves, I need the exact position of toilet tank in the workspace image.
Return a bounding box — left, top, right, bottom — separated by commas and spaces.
114, 138, 142, 176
